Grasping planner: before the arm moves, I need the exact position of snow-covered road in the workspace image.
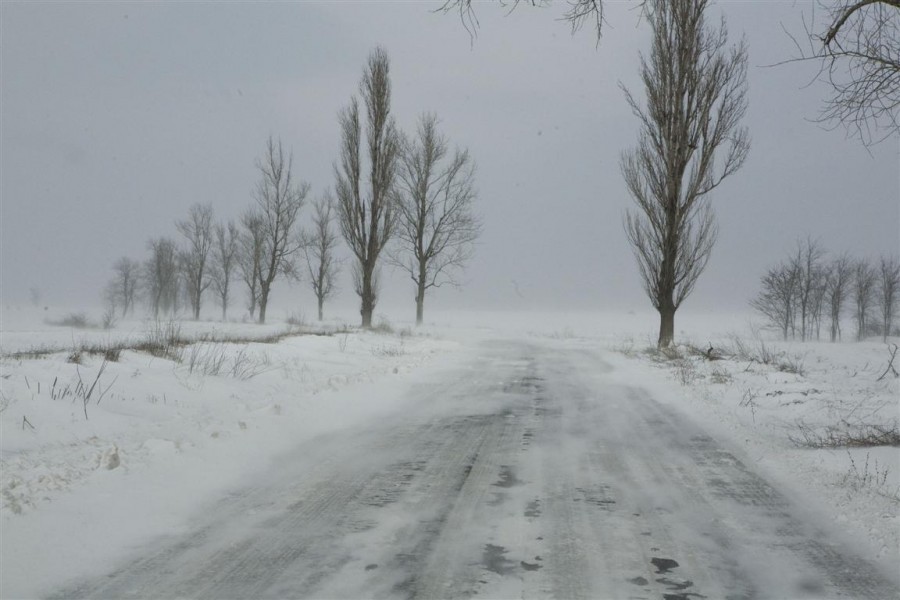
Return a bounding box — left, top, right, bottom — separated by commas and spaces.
51, 339, 898, 599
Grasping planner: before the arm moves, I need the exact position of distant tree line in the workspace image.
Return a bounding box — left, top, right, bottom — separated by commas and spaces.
103, 48, 480, 327
752, 237, 899, 342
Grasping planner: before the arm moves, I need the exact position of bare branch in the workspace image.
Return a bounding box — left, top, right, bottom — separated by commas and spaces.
438, 0, 609, 40
792, 1, 900, 145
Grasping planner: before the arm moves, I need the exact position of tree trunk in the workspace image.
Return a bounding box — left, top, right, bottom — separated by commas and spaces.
415, 261, 427, 326
360, 268, 374, 328
415, 293, 424, 326
361, 297, 373, 327
258, 284, 270, 324
258, 302, 267, 324
657, 303, 676, 348
318, 297, 324, 322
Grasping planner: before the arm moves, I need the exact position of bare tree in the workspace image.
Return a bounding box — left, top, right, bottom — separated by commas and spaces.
440, 0, 609, 40
752, 262, 800, 341
253, 137, 309, 324
101, 284, 119, 329
335, 47, 401, 328
176, 203, 214, 320
302, 195, 341, 322
794, 237, 827, 341
108, 257, 140, 317
853, 258, 878, 340
391, 113, 480, 325
211, 220, 240, 321
144, 237, 180, 318
825, 254, 854, 341
238, 209, 265, 320
799, 1, 900, 145
809, 274, 829, 341
621, 0, 750, 348
878, 254, 900, 340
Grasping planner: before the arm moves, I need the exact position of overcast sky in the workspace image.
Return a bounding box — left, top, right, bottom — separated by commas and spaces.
1, 1, 897, 319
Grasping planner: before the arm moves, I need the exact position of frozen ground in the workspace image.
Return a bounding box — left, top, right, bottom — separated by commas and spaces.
0, 307, 897, 598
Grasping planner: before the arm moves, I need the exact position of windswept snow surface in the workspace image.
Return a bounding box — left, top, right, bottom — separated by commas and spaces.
1, 309, 457, 598
1, 308, 898, 598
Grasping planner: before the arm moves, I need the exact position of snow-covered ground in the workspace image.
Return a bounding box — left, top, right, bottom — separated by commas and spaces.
426, 309, 899, 571
1, 306, 897, 597
0, 307, 462, 597
597, 326, 900, 567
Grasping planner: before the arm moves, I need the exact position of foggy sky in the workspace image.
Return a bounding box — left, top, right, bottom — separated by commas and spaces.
1, 2, 898, 319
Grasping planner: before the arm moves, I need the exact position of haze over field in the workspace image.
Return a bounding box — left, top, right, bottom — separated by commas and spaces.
1, 3, 899, 598
1, 2, 897, 317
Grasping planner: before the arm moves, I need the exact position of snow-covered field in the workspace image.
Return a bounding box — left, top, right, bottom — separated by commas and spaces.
1, 306, 897, 597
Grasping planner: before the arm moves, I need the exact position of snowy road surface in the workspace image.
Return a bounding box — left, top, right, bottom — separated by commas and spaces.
54, 340, 898, 599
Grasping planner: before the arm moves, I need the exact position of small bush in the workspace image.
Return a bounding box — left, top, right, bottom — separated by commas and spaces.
285, 311, 307, 328
134, 320, 185, 362
183, 342, 271, 380
726, 335, 804, 376
185, 343, 228, 376
372, 316, 395, 334
231, 349, 270, 380
674, 358, 697, 386
841, 452, 897, 499
727, 335, 774, 364
776, 355, 805, 376
709, 366, 732, 384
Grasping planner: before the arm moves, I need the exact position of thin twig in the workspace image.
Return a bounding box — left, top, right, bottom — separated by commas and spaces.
876, 343, 899, 381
